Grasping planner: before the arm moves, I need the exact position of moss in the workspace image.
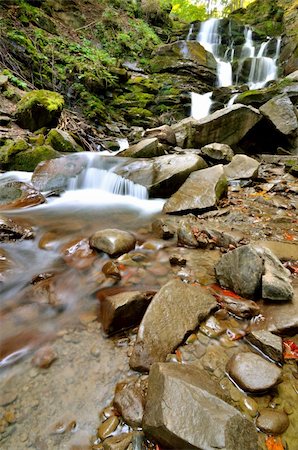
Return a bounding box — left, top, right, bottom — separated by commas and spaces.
46, 129, 83, 153
235, 77, 295, 106
0, 139, 29, 166
16, 90, 64, 131
9, 145, 61, 171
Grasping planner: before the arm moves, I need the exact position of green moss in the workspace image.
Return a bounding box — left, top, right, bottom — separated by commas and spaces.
0, 139, 29, 166
9, 145, 61, 171
235, 77, 295, 106
16, 90, 64, 131
46, 129, 83, 153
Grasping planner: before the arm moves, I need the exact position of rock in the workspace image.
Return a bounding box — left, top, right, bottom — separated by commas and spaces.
100, 290, 155, 335
0, 138, 29, 167
255, 246, 294, 301
193, 104, 261, 148
171, 117, 198, 148
260, 94, 298, 136
253, 240, 298, 262
0, 115, 11, 126
143, 125, 177, 146
0, 181, 45, 210
31, 345, 57, 368
151, 217, 176, 240
214, 293, 260, 319
115, 153, 207, 198
163, 165, 227, 214
246, 331, 283, 363
227, 352, 282, 393
119, 138, 163, 158
224, 154, 260, 180
90, 229, 136, 257
32, 154, 86, 191
256, 409, 290, 435
113, 378, 146, 428
9, 145, 61, 171
103, 433, 133, 450
46, 128, 83, 153
129, 279, 217, 371
0, 74, 9, 89
0, 216, 34, 241
143, 362, 258, 450
97, 416, 119, 440
16, 90, 64, 132
215, 245, 263, 298
200, 142, 234, 163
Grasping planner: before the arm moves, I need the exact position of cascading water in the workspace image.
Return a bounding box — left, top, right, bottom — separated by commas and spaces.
189, 19, 281, 119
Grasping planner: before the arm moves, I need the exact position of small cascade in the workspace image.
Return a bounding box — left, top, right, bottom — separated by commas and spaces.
191, 92, 213, 120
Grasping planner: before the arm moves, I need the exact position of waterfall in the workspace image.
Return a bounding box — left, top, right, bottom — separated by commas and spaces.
189, 19, 281, 120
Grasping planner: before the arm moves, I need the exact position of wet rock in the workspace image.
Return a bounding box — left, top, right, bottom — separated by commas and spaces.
151, 217, 176, 240
32, 154, 86, 191
163, 165, 228, 214
16, 90, 64, 132
113, 378, 146, 428
193, 104, 261, 148
253, 241, 298, 262
0, 216, 34, 241
0, 181, 46, 210
255, 247, 294, 301
90, 229, 136, 257
215, 245, 263, 298
246, 330, 283, 363
215, 295, 260, 319
119, 138, 162, 158
260, 94, 298, 136
143, 362, 258, 450
46, 128, 83, 153
256, 408, 289, 435
224, 154, 260, 180
200, 142, 234, 163
31, 345, 57, 368
97, 416, 119, 440
103, 432, 133, 450
116, 153, 207, 198
102, 261, 121, 279
129, 279, 217, 372
227, 352, 282, 393
143, 125, 177, 146
100, 290, 155, 335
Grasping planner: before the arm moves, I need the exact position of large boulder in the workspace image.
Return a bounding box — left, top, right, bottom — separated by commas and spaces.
119, 138, 164, 158
260, 93, 298, 136
143, 363, 258, 450
0, 181, 45, 210
8, 145, 61, 171
129, 279, 217, 372
143, 125, 177, 146
224, 154, 260, 180
200, 142, 234, 163
192, 104, 261, 148
115, 153, 207, 198
163, 165, 227, 214
46, 128, 83, 153
16, 90, 64, 132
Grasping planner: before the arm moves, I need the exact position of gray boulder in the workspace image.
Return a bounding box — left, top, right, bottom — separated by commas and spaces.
215, 245, 263, 298
143, 125, 177, 146
143, 362, 258, 450
163, 165, 227, 214
227, 352, 282, 393
224, 154, 260, 180
115, 153, 207, 198
119, 138, 164, 158
193, 104, 261, 148
200, 142, 234, 163
246, 330, 283, 363
129, 279, 217, 372
260, 94, 298, 136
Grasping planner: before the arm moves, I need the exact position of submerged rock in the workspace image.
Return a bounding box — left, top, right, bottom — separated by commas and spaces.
0, 216, 34, 241
224, 154, 260, 180
113, 378, 146, 428
163, 165, 227, 214
90, 229, 136, 257
227, 352, 282, 393
143, 362, 258, 450
215, 245, 263, 298
130, 279, 217, 372
245, 330, 283, 363
116, 153, 207, 198
100, 290, 155, 335
256, 408, 290, 435
102, 432, 133, 450
16, 90, 64, 132
0, 181, 45, 210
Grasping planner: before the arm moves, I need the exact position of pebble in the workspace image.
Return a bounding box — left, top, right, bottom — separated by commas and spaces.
256, 408, 290, 435
20, 432, 29, 442
4, 410, 16, 424
32, 345, 57, 368
97, 416, 119, 440
90, 345, 101, 358
0, 391, 18, 407
239, 396, 258, 417
29, 368, 39, 378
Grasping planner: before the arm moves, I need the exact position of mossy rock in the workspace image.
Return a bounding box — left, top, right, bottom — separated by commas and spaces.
46, 129, 83, 153
9, 145, 61, 171
0, 139, 29, 166
16, 90, 64, 132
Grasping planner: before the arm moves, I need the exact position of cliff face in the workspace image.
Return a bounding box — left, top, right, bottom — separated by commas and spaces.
278, 0, 298, 74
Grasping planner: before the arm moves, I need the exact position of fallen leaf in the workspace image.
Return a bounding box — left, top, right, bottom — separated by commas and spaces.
175, 349, 182, 363
283, 339, 298, 359
265, 436, 284, 450
283, 232, 294, 241
209, 284, 242, 299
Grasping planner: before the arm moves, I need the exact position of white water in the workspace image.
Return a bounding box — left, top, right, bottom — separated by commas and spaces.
191, 92, 213, 120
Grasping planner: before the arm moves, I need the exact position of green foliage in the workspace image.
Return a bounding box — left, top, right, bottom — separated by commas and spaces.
171, 0, 208, 22
2, 69, 28, 90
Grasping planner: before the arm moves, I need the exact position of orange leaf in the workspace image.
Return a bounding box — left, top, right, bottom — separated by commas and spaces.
283, 339, 298, 359
284, 232, 294, 241
265, 436, 284, 450
175, 349, 182, 363
209, 284, 242, 299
